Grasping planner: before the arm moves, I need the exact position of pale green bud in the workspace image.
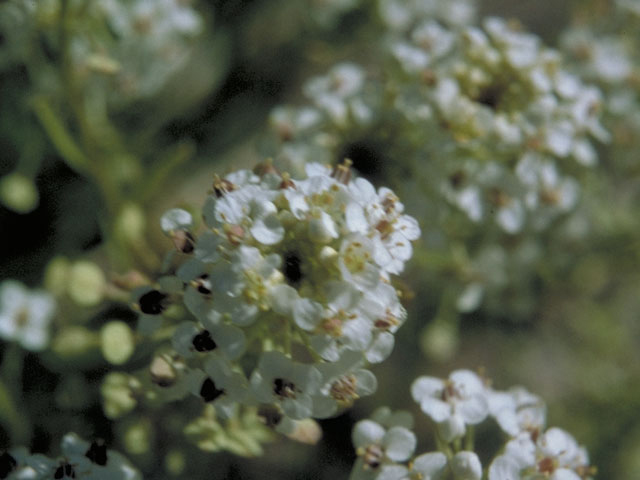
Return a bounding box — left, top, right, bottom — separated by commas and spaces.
115, 202, 146, 244
44, 256, 71, 296
101, 321, 135, 365
122, 419, 153, 455
0, 172, 38, 213
164, 450, 186, 476
420, 320, 459, 363
68, 261, 106, 307
52, 326, 99, 358
101, 372, 138, 419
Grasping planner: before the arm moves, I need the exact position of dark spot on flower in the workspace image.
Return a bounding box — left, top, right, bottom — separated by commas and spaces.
200, 378, 225, 402
273, 378, 296, 398
283, 251, 303, 286
194, 274, 212, 295
449, 170, 467, 189
475, 84, 504, 111
54, 462, 76, 479
138, 290, 168, 315
0, 452, 17, 479
85, 440, 108, 466
192, 330, 217, 352
257, 405, 283, 428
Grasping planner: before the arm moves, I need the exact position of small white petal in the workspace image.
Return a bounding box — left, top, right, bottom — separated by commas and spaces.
352, 420, 385, 448
383, 426, 416, 462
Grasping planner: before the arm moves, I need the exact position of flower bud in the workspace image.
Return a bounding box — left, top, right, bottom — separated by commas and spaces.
101, 321, 135, 365
68, 261, 106, 307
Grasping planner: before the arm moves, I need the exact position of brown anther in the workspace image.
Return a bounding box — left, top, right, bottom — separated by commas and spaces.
362, 444, 384, 470
575, 465, 597, 478
321, 316, 343, 337
273, 378, 297, 399
537, 457, 556, 475
212, 175, 236, 198
331, 159, 353, 184
374, 311, 399, 331
190, 274, 212, 296
540, 188, 561, 206
171, 229, 195, 254
253, 158, 279, 177
224, 224, 245, 246
149, 355, 177, 387
421, 68, 437, 86
279, 172, 296, 190
381, 193, 398, 214
375, 220, 394, 240
330, 374, 358, 404
440, 380, 459, 402
488, 187, 511, 207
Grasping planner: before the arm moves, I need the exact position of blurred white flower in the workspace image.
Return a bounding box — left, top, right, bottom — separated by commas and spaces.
0, 280, 55, 351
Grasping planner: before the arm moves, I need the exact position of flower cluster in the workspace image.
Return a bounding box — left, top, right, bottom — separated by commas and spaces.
0, 280, 55, 352
560, 0, 640, 173
1, 433, 141, 480
349, 369, 594, 480
0, 0, 203, 105
259, 0, 608, 322
131, 160, 419, 429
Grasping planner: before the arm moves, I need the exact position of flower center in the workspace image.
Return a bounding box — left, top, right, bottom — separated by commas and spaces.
362, 444, 384, 470
192, 330, 217, 352
200, 378, 225, 402
283, 251, 303, 286
85, 440, 108, 466
138, 290, 168, 315
273, 378, 297, 399
330, 374, 358, 404
54, 462, 76, 479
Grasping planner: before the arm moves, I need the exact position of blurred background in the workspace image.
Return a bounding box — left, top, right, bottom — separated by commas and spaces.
1, 0, 639, 478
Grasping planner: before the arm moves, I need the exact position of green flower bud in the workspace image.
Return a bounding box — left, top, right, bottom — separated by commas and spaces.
115, 203, 146, 244
101, 372, 138, 419
52, 326, 99, 358
101, 321, 135, 365
164, 450, 186, 476
122, 419, 153, 456
44, 256, 71, 297
0, 172, 38, 213
68, 261, 106, 307
420, 320, 459, 363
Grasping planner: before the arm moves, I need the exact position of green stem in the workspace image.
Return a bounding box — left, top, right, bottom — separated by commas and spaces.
31, 97, 89, 174
0, 344, 31, 444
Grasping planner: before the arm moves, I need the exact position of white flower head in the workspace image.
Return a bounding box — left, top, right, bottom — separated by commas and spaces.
250, 351, 322, 420
411, 369, 489, 442
350, 414, 416, 480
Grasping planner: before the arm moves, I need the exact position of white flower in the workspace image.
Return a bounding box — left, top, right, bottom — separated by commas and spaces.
411, 370, 489, 442
350, 415, 416, 480
488, 386, 546, 437
192, 356, 249, 418
59, 432, 142, 480
489, 427, 593, 480
312, 350, 377, 418
450, 451, 482, 480
410, 452, 448, 480
250, 351, 322, 420
0, 280, 55, 351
